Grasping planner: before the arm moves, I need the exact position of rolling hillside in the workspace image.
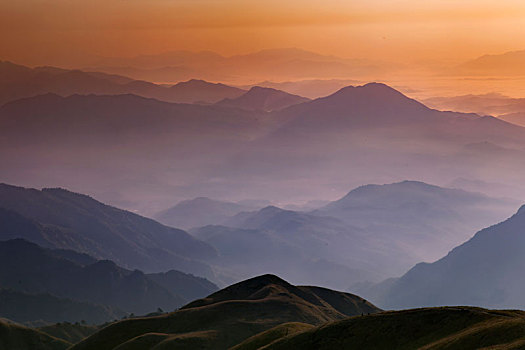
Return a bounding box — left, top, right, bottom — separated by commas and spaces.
70, 274, 380, 350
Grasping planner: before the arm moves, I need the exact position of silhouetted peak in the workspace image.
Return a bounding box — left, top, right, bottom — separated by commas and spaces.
331, 82, 407, 100
259, 205, 287, 215
247, 86, 281, 94
175, 79, 225, 88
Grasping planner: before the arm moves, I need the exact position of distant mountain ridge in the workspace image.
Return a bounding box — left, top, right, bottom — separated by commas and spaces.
85, 48, 396, 83
0, 61, 245, 106
216, 86, 309, 111
155, 197, 262, 229
2, 82, 525, 213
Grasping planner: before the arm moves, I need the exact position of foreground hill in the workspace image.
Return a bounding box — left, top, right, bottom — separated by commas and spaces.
264, 307, 525, 350
0, 319, 70, 350
71, 274, 380, 350
369, 205, 525, 310
216, 86, 309, 111
0, 239, 218, 321
0, 183, 216, 278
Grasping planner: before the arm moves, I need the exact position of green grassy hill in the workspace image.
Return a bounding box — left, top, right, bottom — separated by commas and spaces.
264, 307, 525, 350
70, 274, 380, 350
0, 319, 70, 350
38, 322, 98, 344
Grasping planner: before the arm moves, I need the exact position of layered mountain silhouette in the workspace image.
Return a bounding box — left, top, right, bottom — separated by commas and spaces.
70, 274, 380, 350
191, 223, 375, 291
0, 61, 245, 105
0, 184, 216, 277
197, 182, 516, 287
216, 86, 309, 111
0, 239, 218, 320
368, 205, 525, 310
155, 197, 262, 229
2, 82, 525, 212
169, 79, 245, 103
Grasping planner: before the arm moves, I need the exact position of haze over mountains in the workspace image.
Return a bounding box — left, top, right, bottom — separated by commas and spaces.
3, 76, 525, 213
82, 48, 396, 84
7, 0, 525, 346
365, 205, 525, 310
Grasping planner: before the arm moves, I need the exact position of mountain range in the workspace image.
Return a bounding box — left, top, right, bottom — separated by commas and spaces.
212, 181, 516, 283
0, 61, 248, 106
4, 79, 525, 212
84, 48, 396, 84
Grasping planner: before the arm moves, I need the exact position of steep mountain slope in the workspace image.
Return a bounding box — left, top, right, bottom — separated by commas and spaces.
0, 61, 245, 105
216, 86, 309, 111
0, 183, 216, 277
155, 197, 259, 229
0, 319, 70, 350
372, 205, 525, 310
71, 274, 380, 350
264, 307, 525, 350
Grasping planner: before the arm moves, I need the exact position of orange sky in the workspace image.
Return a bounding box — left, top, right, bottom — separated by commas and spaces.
2, 0, 525, 66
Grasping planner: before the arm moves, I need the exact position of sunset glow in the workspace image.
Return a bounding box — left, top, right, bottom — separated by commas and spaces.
3, 0, 525, 65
